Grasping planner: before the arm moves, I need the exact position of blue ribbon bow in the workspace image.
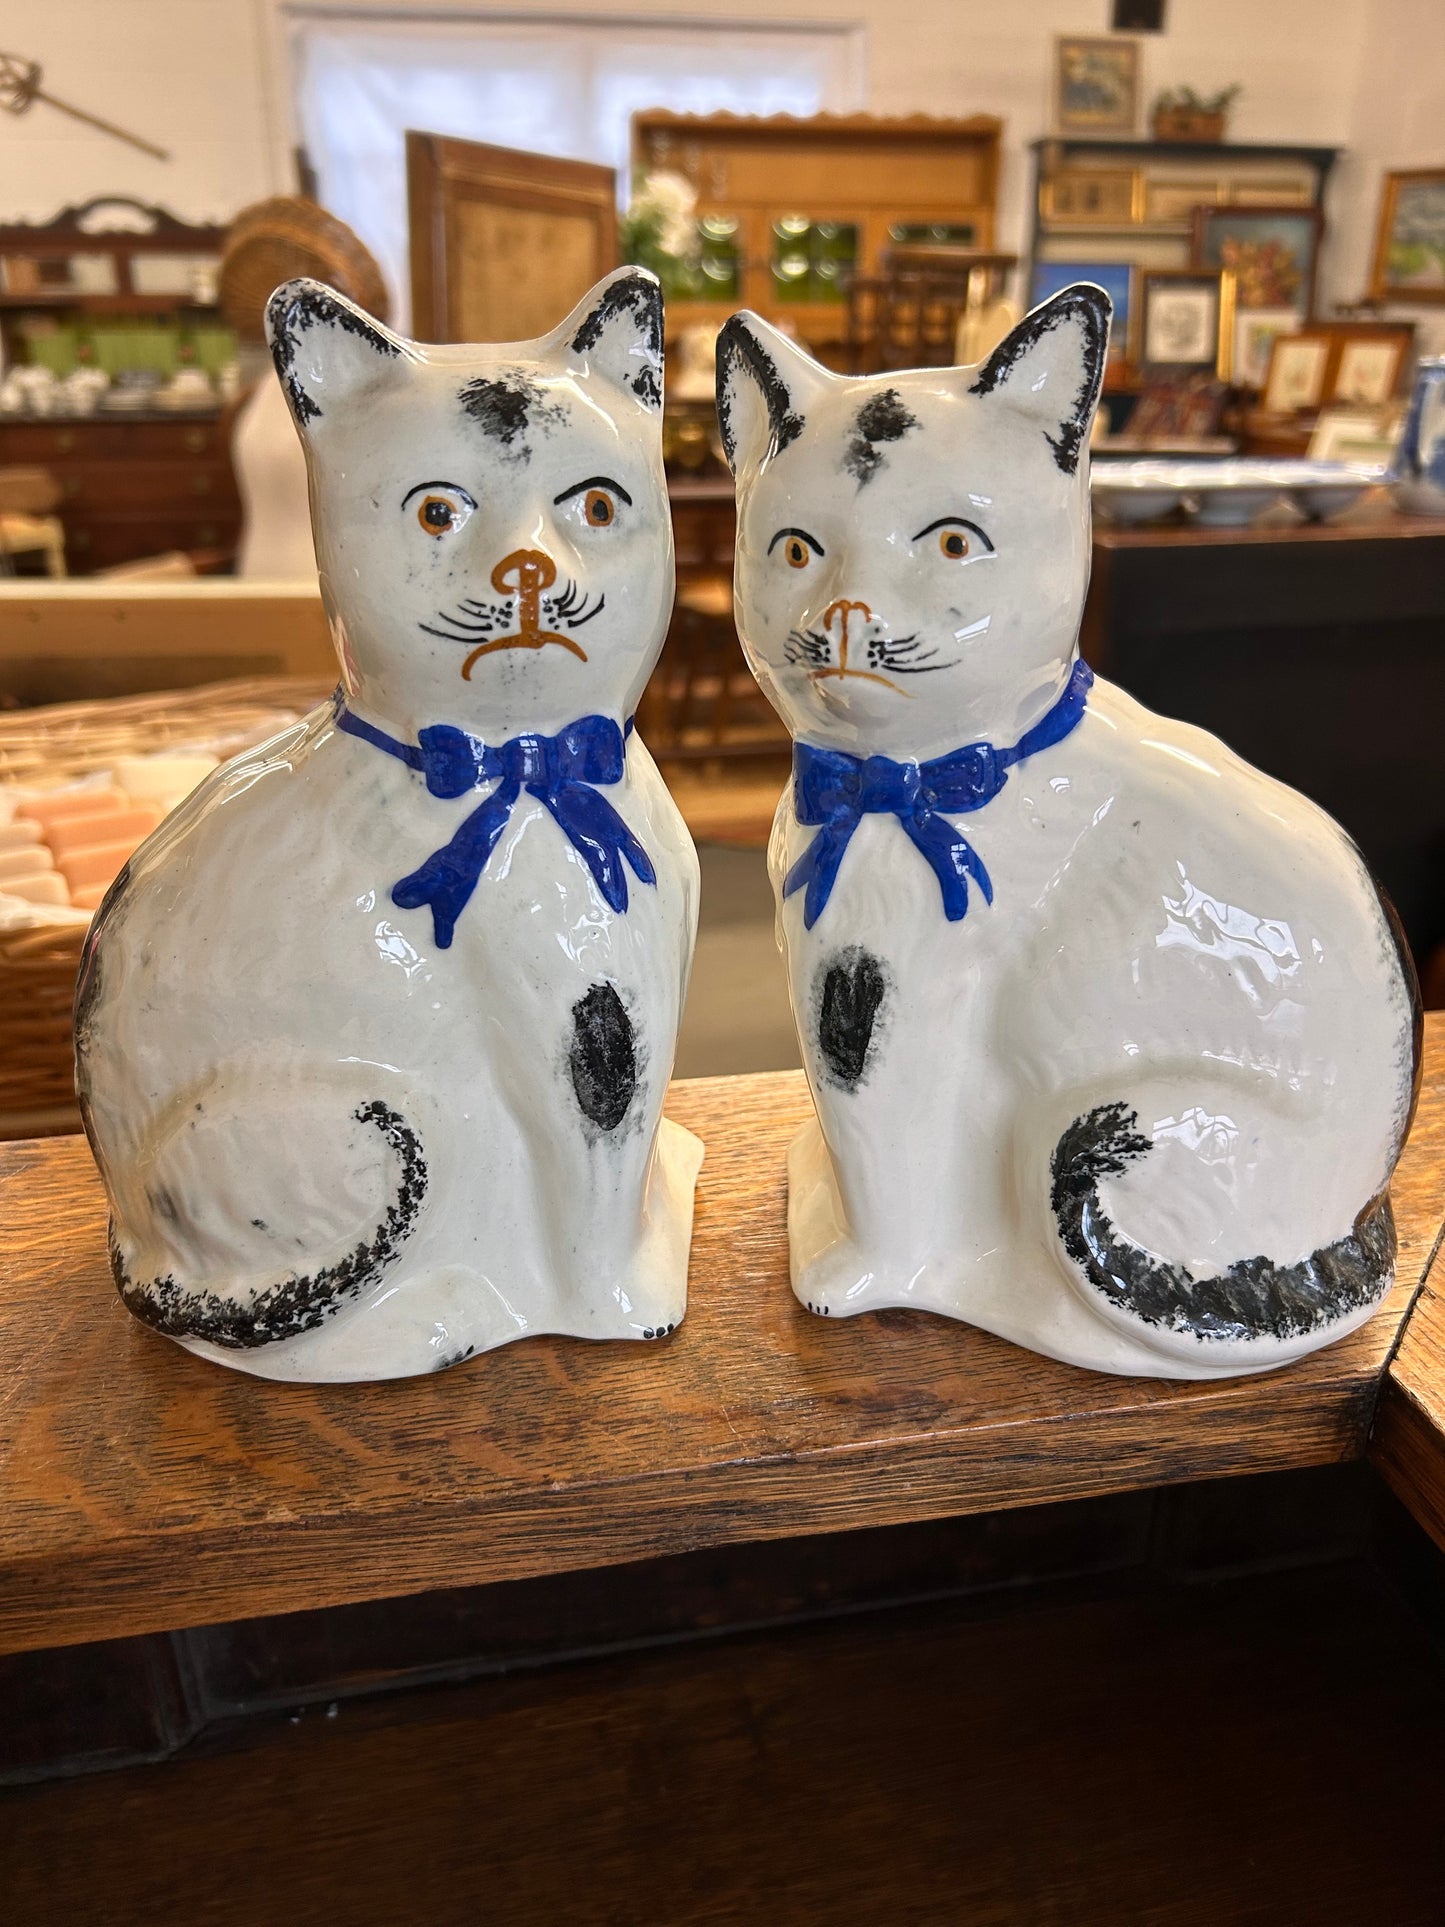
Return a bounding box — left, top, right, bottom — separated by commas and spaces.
784, 658, 1094, 930
336, 703, 655, 948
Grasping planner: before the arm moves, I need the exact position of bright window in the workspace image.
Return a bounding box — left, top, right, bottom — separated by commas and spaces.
288, 9, 866, 326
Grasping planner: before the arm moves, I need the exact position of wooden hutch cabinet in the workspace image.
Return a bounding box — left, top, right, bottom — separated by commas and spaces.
633, 111, 1002, 364
0, 200, 240, 573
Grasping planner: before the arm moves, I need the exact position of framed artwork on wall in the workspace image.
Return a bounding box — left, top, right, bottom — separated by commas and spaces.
1030, 259, 1134, 357
1138, 268, 1233, 379
1369, 169, 1445, 303
1053, 36, 1141, 137
1191, 203, 1322, 318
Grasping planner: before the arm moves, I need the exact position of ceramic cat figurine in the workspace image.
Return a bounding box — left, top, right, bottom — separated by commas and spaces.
76, 268, 702, 1382
718, 286, 1420, 1379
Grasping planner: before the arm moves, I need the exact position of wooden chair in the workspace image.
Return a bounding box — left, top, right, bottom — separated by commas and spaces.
846, 248, 1016, 374
0, 467, 65, 577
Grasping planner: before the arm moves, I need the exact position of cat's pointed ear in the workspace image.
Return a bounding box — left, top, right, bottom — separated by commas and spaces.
265, 278, 413, 431
715, 312, 827, 477
967, 285, 1111, 475
559, 268, 665, 408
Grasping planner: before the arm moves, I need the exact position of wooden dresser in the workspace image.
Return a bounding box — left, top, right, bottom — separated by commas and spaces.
0, 412, 240, 572
0, 198, 239, 572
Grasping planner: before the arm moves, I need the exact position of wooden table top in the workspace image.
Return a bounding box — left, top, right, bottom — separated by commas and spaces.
2, 1014, 1442, 1655
1092, 507, 1445, 550
1370, 1082, 1445, 1552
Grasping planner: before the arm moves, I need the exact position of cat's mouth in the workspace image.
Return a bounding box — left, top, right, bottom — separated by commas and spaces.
784, 599, 931, 698
419, 550, 600, 675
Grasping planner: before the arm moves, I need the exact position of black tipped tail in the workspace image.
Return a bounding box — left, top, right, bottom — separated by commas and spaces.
112, 1101, 428, 1350
1050, 1102, 1395, 1346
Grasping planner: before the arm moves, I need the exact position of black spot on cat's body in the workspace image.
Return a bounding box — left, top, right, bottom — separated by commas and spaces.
817, 948, 888, 1089
571, 272, 664, 406
266, 281, 400, 426
843, 388, 919, 484
716, 315, 806, 469
433, 1343, 475, 1372
111, 1101, 428, 1351
569, 983, 637, 1131
458, 373, 542, 447
968, 284, 1109, 476
1050, 1100, 1395, 1344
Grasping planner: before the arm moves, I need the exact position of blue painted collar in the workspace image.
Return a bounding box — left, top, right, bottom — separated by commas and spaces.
336, 701, 654, 948
784, 658, 1093, 930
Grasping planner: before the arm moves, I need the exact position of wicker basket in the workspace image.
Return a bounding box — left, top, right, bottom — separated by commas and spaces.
0, 675, 334, 1137
220, 197, 390, 342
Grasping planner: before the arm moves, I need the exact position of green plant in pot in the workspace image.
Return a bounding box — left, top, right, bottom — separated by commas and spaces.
619, 170, 705, 299
1152, 84, 1241, 142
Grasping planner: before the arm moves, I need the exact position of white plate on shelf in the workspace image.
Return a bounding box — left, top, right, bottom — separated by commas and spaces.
1092, 458, 1384, 528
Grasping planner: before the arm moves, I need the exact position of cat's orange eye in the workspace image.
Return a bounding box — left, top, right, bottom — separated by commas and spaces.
785, 536, 810, 569
584, 488, 616, 527
418, 495, 456, 536
939, 529, 969, 559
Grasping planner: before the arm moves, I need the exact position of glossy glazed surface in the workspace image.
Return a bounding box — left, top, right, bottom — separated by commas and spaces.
720, 287, 1418, 1378
76, 269, 702, 1381
1392, 356, 1445, 514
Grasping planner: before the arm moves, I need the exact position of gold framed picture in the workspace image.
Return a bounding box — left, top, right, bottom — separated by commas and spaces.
1262, 332, 1332, 414
1053, 36, 1141, 138
1039, 168, 1141, 227
1138, 269, 1234, 380
1369, 169, 1445, 304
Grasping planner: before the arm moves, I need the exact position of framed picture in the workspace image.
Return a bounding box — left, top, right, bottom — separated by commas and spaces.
1144, 178, 1223, 224
1331, 327, 1412, 405
1053, 36, 1141, 137
1233, 307, 1299, 391
1369, 169, 1445, 303
1039, 168, 1140, 226
1031, 259, 1134, 357
1191, 204, 1323, 317
1308, 405, 1403, 467
1138, 269, 1233, 378
1262, 332, 1331, 414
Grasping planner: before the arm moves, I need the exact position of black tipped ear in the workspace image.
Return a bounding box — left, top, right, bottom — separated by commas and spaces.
968, 285, 1111, 475
563, 268, 664, 408
265, 277, 408, 430
715, 312, 823, 476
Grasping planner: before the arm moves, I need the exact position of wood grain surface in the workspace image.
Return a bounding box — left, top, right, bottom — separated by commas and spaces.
1, 1013, 1442, 1655
6, 1557, 1445, 1926
1370, 1110, 1445, 1549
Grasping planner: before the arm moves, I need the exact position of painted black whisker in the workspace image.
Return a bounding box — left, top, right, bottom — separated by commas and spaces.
567, 593, 606, 629
420, 621, 495, 644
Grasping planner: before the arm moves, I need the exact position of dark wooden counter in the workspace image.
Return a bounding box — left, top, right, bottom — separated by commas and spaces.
1, 1014, 1442, 1656
1081, 508, 1445, 974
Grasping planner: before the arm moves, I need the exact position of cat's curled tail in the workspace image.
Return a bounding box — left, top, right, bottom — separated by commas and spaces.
110, 1100, 428, 1350
1049, 1102, 1395, 1350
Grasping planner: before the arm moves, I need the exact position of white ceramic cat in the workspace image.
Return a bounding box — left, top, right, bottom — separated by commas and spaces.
77, 268, 702, 1382
719, 286, 1420, 1379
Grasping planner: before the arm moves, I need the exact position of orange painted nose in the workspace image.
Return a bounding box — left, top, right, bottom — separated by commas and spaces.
460, 546, 585, 678
822, 598, 872, 669
491, 548, 556, 626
